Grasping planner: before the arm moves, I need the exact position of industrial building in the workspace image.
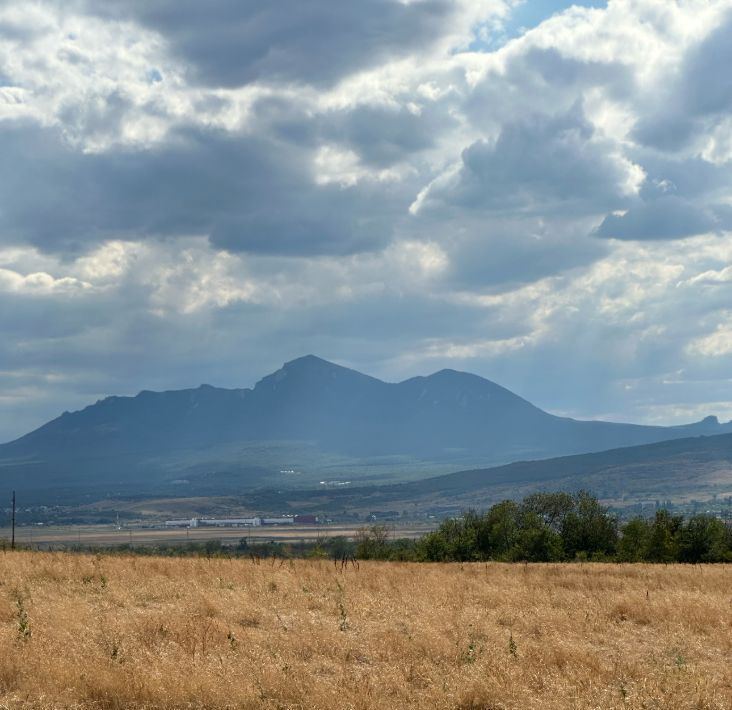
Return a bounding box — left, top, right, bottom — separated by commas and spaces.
164, 519, 199, 528
164, 515, 311, 528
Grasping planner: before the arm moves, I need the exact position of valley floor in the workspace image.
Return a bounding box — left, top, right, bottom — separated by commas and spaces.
0, 522, 434, 549
0, 553, 729, 709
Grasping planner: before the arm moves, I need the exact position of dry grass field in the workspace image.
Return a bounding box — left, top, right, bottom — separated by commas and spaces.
0, 552, 729, 709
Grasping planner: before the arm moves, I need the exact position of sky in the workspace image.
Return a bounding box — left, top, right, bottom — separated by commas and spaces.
1, 0, 732, 442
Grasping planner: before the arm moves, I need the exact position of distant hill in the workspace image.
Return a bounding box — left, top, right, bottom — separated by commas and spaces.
363, 430, 732, 510
270, 431, 732, 516
1, 355, 731, 503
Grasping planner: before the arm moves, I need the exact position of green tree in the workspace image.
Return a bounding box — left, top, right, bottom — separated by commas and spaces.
414, 510, 484, 561
646, 509, 682, 562
480, 501, 520, 560
617, 518, 651, 562
521, 492, 575, 532
415, 530, 450, 561
354, 524, 390, 559
561, 491, 617, 560
514, 512, 563, 561
677, 515, 731, 563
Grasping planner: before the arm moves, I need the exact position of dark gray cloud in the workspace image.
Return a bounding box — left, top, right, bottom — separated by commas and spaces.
248, 93, 454, 168
79, 0, 460, 88
682, 11, 732, 117
0, 120, 409, 255
420, 105, 634, 217
633, 154, 726, 202
246, 96, 458, 171
592, 144, 732, 242
596, 196, 721, 241
323, 103, 454, 168
439, 216, 607, 289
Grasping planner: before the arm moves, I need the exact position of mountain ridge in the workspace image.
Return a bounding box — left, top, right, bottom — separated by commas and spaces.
4, 354, 730, 454
8, 355, 728, 439
2, 354, 731, 503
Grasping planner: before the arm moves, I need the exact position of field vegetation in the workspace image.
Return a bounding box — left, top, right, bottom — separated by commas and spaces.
0, 551, 729, 709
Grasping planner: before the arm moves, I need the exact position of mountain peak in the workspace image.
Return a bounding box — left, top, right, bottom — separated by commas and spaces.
429, 368, 491, 382
424, 368, 521, 396
282, 354, 336, 370
431, 368, 463, 378
277, 354, 382, 382
252, 355, 383, 396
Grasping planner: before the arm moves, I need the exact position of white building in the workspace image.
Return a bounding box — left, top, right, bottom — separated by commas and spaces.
164, 518, 199, 528
198, 518, 261, 527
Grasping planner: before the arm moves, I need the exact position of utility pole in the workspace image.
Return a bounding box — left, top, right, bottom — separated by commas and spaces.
11, 490, 15, 550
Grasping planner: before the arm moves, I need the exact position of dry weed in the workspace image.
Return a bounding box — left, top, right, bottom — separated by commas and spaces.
0, 552, 728, 709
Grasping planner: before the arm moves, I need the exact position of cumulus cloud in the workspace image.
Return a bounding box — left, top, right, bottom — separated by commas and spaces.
414, 104, 642, 216
633, 8, 732, 152
320, 102, 456, 169
77, 0, 503, 88
437, 215, 608, 289
596, 196, 722, 240
0, 120, 413, 255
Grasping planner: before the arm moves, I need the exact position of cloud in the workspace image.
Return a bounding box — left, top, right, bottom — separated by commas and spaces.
632, 8, 732, 152
596, 196, 721, 241
321, 102, 456, 169
414, 105, 642, 217
438, 215, 608, 289
78, 0, 495, 88
592, 143, 732, 241
406, 104, 635, 287
463, 46, 635, 129
688, 314, 732, 358
0, 120, 412, 255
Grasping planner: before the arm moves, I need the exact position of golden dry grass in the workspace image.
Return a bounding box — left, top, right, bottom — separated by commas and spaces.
0, 552, 729, 709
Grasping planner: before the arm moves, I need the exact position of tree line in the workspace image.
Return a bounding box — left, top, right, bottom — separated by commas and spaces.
356, 491, 732, 563
6, 491, 729, 562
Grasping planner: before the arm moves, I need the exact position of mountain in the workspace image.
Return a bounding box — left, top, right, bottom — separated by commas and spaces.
1, 355, 731, 503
